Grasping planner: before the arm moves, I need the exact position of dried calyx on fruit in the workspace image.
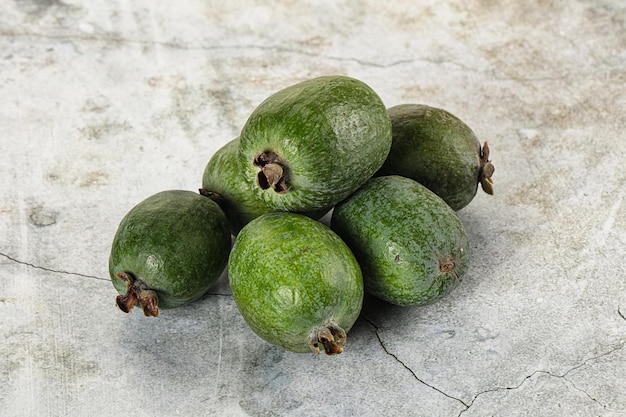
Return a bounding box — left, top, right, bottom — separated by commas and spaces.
228, 212, 364, 355
109, 190, 231, 316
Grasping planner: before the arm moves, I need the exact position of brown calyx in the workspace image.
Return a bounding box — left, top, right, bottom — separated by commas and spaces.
439, 258, 456, 273
199, 188, 221, 201
479, 141, 495, 195
253, 151, 290, 194
199, 188, 226, 211
115, 272, 160, 317
309, 321, 347, 355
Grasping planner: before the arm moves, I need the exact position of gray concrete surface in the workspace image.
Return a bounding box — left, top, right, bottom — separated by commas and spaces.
1, 1, 625, 416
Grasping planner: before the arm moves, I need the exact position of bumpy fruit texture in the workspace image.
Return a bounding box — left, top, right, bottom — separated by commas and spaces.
201, 137, 275, 235
238, 75, 392, 213
201, 137, 328, 235
228, 212, 363, 354
109, 190, 231, 316
376, 104, 494, 211
332, 175, 470, 307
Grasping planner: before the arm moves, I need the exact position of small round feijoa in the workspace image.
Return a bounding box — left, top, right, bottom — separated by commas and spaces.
200, 137, 275, 235
109, 190, 231, 316
376, 104, 494, 211
331, 175, 470, 307
228, 212, 363, 355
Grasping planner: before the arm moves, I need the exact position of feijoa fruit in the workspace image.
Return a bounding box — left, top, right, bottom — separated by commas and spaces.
376, 104, 494, 211
228, 212, 363, 354
331, 175, 470, 307
200, 137, 275, 235
238, 75, 392, 212
109, 190, 231, 316
200, 137, 327, 235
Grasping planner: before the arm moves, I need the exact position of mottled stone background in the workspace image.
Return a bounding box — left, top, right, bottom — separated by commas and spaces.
1, 1, 625, 416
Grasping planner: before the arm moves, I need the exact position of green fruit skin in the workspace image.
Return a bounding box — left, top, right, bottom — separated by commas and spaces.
202, 138, 275, 235
228, 212, 364, 353
331, 175, 470, 307
238, 75, 392, 212
376, 104, 482, 211
202, 137, 328, 235
109, 190, 231, 309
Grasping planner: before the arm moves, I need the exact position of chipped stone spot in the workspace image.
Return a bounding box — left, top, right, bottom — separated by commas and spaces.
81, 96, 111, 113
79, 121, 131, 141
78, 171, 108, 187
29, 205, 58, 227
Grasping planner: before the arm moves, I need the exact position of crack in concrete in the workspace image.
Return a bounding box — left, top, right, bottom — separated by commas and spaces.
619, 307, 626, 323
0, 30, 477, 71
362, 314, 625, 416
458, 343, 625, 416
363, 316, 469, 410
0, 252, 238, 307
0, 251, 108, 282
17, 29, 608, 84
0, 251, 233, 297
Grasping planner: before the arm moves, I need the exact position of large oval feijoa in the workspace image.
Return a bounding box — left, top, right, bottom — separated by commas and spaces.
228, 212, 363, 354
376, 104, 494, 211
238, 75, 392, 213
331, 175, 470, 307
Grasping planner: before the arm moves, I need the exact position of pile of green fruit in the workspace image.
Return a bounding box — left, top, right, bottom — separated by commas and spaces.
108, 75, 494, 356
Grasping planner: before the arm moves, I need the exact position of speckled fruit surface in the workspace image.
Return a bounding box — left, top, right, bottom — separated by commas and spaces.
377, 104, 494, 211
238, 75, 392, 212
332, 175, 470, 306
228, 212, 363, 354
109, 190, 231, 315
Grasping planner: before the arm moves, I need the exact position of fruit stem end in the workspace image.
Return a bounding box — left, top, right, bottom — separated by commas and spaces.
199, 188, 223, 203
479, 142, 494, 195
439, 258, 456, 273
115, 272, 160, 317
308, 321, 347, 355
253, 151, 290, 194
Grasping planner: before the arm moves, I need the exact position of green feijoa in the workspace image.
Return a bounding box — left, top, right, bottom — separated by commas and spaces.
376, 104, 494, 211
109, 190, 231, 316
331, 175, 470, 307
228, 212, 363, 355
200, 137, 327, 235
200, 137, 274, 235
238, 75, 392, 213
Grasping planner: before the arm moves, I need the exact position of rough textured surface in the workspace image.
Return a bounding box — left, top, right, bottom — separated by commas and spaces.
332, 176, 470, 307
1, 1, 625, 416
238, 75, 391, 212
229, 212, 363, 354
